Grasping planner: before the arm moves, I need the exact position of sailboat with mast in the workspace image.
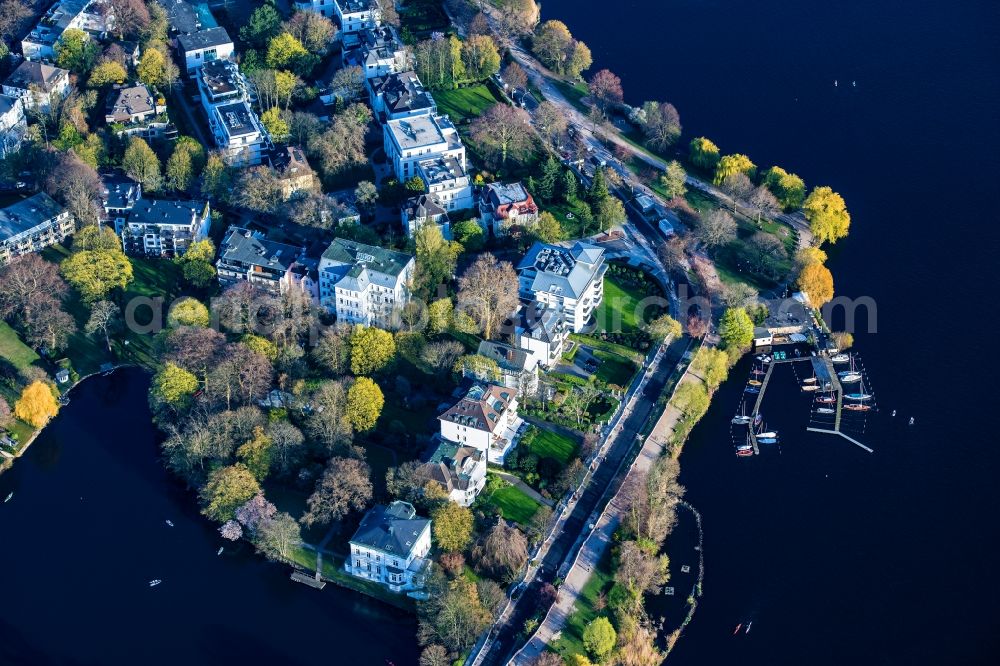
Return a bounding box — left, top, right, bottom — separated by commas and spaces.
838, 355, 862, 383
732, 401, 751, 425
844, 376, 872, 402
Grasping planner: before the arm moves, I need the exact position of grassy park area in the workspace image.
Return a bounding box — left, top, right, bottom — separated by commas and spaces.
549, 549, 615, 659
433, 85, 503, 124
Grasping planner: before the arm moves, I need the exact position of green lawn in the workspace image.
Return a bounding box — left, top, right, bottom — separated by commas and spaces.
592, 350, 637, 387
550, 548, 615, 660
570, 334, 643, 363
552, 79, 589, 114
592, 275, 647, 334
433, 85, 503, 124
0, 321, 40, 375
485, 478, 541, 525
41, 246, 186, 375
524, 427, 579, 465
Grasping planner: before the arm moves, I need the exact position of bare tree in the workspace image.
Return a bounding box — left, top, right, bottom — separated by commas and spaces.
656, 235, 688, 275
501, 61, 527, 91
534, 100, 568, 147
306, 379, 353, 451
163, 326, 226, 387
0, 254, 68, 323
302, 456, 373, 527
720, 172, 753, 213
108, 0, 150, 39
748, 184, 780, 223
24, 297, 76, 352
329, 65, 365, 103
616, 540, 670, 595
472, 521, 529, 583
470, 104, 534, 166
84, 300, 121, 351
209, 343, 274, 409
696, 209, 737, 249
420, 340, 465, 375
456, 253, 519, 340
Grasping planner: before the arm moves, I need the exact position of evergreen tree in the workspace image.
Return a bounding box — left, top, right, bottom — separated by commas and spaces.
561, 169, 578, 202
537, 154, 560, 202
587, 167, 608, 205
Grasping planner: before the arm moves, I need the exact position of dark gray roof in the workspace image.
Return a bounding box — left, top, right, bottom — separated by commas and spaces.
177, 26, 231, 52
3, 61, 68, 91
128, 199, 207, 227
100, 173, 141, 210
322, 238, 412, 278
200, 59, 243, 98
0, 94, 20, 116
419, 441, 483, 493
349, 501, 429, 557
219, 226, 301, 271
216, 102, 257, 137
157, 0, 201, 34
0, 193, 65, 241
517, 241, 606, 300
478, 340, 532, 371
371, 71, 434, 115
517, 301, 566, 343
403, 194, 446, 220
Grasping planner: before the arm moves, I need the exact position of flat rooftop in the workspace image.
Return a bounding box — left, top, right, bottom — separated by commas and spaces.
216, 102, 258, 137
418, 156, 466, 185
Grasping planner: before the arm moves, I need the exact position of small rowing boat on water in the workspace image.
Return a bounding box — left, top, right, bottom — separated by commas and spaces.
801, 384, 820, 392
831, 353, 850, 363
745, 386, 760, 394
802, 377, 818, 384
844, 403, 872, 412
748, 379, 762, 386
736, 449, 754, 457
4, 492, 12, 503
733, 623, 743, 635
217, 546, 224, 556
816, 407, 835, 414
165, 520, 174, 527
815, 394, 836, 404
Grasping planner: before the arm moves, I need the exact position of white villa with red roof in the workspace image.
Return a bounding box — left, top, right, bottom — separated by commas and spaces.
438, 384, 524, 464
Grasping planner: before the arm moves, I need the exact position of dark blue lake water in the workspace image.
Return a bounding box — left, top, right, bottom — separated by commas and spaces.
543, 0, 1000, 663
0, 370, 419, 666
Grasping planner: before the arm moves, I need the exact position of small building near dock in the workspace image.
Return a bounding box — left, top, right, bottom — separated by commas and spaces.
753, 327, 773, 349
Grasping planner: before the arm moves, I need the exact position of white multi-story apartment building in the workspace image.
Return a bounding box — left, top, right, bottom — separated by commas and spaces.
335, 0, 380, 32
177, 27, 234, 76
383, 114, 465, 182
367, 71, 435, 123
0, 193, 74, 264
196, 59, 269, 165
120, 199, 211, 258
439, 384, 523, 464
2, 61, 71, 112
0, 94, 26, 158
417, 156, 474, 212
418, 441, 487, 507
517, 241, 607, 333
318, 238, 414, 327
514, 301, 570, 369
21, 0, 112, 61
345, 501, 431, 594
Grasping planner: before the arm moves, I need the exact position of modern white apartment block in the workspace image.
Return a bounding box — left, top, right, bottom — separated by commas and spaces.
121, 199, 211, 258
418, 441, 487, 507
355, 25, 408, 78
197, 58, 248, 109
417, 156, 474, 212
439, 384, 523, 464
100, 172, 141, 228
517, 241, 607, 333
335, 0, 380, 33
345, 501, 431, 594
383, 114, 465, 182
319, 238, 414, 327
0, 193, 74, 264
2, 61, 70, 112
195, 59, 269, 165
0, 94, 26, 158
177, 27, 234, 76
21, 0, 112, 62
367, 71, 435, 123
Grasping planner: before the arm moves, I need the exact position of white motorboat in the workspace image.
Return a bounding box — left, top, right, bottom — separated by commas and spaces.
816, 407, 835, 414
839, 372, 862, 383
831, 354, 850, 363
165, 520, 174, 527
217, 547, 224, 556
4, 492, 12, 503
757, 431, 778, 439
801, 384, 820, 392
149, 579, 162, 587
802, 377, 818, 384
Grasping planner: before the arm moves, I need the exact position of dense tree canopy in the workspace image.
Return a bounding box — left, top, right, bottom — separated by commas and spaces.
803, 186, 851, 244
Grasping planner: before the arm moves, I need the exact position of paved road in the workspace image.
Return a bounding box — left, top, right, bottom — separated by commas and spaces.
474, 337, 691, 666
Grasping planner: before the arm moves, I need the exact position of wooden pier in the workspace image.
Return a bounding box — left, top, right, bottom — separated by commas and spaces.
744, 353, 872, 454
290, 570, 326, 589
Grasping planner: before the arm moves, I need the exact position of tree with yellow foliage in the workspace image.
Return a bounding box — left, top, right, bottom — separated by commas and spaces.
803, 186, 851, 244
14, 381, 59, 427
713, 153, 756, 186
797, 262, 835, 307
